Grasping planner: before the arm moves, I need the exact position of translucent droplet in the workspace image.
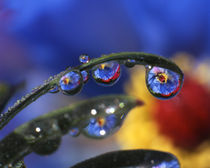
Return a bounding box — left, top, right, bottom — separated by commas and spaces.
146, 66, 182, 99
125, 59, 136, 68
59, 70, 83, 95
69, 128, 80, 137
31, 136, 61, 155
81, 70, 89, 83
49, 85, 59, 93
79, 54, 90, 64
83, 114, 118, 138
92, 61, 121, 86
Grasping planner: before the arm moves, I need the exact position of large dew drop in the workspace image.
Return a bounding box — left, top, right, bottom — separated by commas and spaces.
83, 114, 118, 138
92, 61, 121, 86
146, 66, 182, 99
59, 70, 83, 95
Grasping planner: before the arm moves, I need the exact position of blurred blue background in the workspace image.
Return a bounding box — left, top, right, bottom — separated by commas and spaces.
0, 0, 209, 167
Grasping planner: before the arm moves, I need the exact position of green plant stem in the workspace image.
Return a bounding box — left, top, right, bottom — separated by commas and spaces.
0, 52, 183, 130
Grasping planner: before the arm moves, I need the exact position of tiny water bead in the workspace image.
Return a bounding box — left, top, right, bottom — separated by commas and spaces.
59, 70, 83, 95
146, 66, 182, 99
49, 85, 59, 93
83, 114, 117, 138
81, 70, 89, 83
125, 59, 136, 68
69, 128, 80, 137
79, 54, 90, 64
92, 61, 121, 86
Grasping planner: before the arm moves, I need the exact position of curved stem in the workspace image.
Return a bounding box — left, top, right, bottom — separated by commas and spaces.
0, 52, 183, 130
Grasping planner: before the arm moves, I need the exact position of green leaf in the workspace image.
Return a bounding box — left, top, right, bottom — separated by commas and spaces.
70, 149, 180, 168
0, 94, 142, 167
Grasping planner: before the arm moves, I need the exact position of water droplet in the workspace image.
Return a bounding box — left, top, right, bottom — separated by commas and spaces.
69, 128, 80, 137
82, 114, 118, 138
81, 70, 89, 83
125, 59, 136, 68
92, 61, 121, 86
49, 85, 59, 93
59, 70, 83, 95
31, 136, 61, 155
79, 54, 90, 64
146, 66, 183, 99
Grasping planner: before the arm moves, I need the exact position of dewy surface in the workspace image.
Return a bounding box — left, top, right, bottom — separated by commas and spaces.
0, 95, 141, 167
0, 52, 184, 130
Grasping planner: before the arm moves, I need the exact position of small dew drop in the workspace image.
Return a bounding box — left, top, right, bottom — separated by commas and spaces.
81, 70, 89, 83
69, 128, 80, 137
49, 85, 59, 94
125, 59, 136, 68
92, 61, 121, 86
79, 54, 90, 64
59, 70, 83, 95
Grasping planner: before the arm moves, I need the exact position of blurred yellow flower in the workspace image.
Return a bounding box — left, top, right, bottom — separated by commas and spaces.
116, 53, 210, 168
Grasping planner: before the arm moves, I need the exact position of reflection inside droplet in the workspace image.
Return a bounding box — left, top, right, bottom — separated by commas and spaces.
146, 66, 183, 99
152, 160, 180, 168
49, 85, 59, 94
83, 114, 117, 138
81, 70, 89, 83
92, 61, 121, 86
79, 54, 90, 64
59, 71, 83, 95
69, 128, 80, 137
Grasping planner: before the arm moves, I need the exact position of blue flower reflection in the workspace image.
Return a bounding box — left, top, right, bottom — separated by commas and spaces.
152, 160, 180, 168
83, 114, 117, 138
